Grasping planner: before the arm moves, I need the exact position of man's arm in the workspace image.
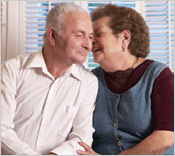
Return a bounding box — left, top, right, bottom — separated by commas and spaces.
1, 62, 40, 155
50, 72, 98, 155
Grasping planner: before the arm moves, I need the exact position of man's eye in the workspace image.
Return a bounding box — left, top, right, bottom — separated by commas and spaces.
76, 33, 83, 38
77, 35, 82, 37
89, 35, 94, 40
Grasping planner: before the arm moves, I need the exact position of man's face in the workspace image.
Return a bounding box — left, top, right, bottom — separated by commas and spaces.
54, 11, 93, 65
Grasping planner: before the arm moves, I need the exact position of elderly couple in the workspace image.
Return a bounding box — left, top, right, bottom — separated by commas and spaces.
1, 3, 174, 155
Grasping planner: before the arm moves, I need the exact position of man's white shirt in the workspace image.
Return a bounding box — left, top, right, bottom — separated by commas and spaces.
1, 51, 98, 155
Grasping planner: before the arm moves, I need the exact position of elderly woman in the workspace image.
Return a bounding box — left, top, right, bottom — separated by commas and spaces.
77, 4, 174, 155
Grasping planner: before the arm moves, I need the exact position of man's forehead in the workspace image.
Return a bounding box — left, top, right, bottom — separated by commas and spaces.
66, 11, 90, 20
64, 12, 93, 32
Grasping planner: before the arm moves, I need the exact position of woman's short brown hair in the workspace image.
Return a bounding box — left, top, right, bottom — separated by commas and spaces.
91, 4, 150, 58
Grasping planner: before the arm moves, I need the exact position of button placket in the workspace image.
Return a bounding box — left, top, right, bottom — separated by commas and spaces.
113, 94, 123, 151
113, 122, 118, 129
118, 140, 122, 146
36, 79, 59, 147
114, 124, 123, 152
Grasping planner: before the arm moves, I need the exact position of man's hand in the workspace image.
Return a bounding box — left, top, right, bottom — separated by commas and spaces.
76, 142, 100, 155
47, 152, 57, 155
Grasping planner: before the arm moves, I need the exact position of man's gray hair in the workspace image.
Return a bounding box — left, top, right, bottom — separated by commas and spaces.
45, 3, 88, 36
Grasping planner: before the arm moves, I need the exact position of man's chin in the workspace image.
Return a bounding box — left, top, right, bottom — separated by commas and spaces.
75, 57, 87, 64
76, 60, 86, 64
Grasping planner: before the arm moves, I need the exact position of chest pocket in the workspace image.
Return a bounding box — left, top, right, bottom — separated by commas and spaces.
57, 106, 78, 137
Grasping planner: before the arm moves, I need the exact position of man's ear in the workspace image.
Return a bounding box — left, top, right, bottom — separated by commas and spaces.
47, 27, 56, 46
121, 29, 131, 52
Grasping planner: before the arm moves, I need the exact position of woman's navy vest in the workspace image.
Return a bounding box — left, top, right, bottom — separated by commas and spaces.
92, 61, 174, 155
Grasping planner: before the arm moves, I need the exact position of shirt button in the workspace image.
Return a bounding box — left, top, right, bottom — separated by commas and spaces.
113, 122, 118, 128
118, 140, 122, 146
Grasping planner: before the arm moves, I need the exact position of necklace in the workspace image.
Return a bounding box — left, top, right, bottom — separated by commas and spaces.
131, 56, 139, 69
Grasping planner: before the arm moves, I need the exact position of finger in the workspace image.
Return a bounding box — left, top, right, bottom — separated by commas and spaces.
77, 150, 90, 155
78, 142, 91, 151
78, 142, 97, 153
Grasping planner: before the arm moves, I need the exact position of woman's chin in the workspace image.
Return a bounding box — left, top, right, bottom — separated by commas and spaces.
93, 55, 101, 64
93, 58, 100, 64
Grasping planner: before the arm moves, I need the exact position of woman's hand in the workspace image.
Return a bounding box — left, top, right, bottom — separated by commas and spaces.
76, 142, 100, 155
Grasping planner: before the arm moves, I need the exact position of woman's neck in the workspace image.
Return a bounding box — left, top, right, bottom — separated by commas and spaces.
102, 56, 146, 73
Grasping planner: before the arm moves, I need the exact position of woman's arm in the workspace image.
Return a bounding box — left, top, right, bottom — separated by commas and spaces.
119, 130, 174, 155
77, 130, 174, 155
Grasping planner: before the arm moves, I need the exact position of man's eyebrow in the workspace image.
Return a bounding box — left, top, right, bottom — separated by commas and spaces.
75, 30, 94, 37
75, 29, 85, 33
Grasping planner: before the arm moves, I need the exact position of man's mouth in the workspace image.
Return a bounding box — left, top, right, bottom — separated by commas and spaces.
78, 50, 88, 55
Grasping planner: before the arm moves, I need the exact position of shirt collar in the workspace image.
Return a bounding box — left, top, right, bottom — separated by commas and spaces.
25, 49, 47, 70
71, 64, 82, 81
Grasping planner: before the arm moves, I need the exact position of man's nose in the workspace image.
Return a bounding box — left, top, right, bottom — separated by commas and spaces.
82, 37, 92, 51
92, 37, 96, 46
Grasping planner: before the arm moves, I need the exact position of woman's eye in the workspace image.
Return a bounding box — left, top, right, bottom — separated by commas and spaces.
96, 32, 103, 37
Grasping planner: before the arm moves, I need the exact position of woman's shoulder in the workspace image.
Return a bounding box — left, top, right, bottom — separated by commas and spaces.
150, 60, 168, 68
145, 60, 170, 78
91, 66, 103, 77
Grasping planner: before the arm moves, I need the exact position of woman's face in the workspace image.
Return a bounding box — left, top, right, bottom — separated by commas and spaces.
92, 16, 123, 65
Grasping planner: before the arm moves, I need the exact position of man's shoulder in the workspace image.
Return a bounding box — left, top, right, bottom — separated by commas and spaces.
74, 64, 98, 92
2, 54, 27, 69
2, 52, 39, 69
74, 64, 98, 81
3, 53, 32, 65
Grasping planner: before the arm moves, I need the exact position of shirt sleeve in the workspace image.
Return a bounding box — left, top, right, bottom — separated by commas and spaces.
1, 62, 40, 155
51, 72, 98, 155
151, 67, 174, 131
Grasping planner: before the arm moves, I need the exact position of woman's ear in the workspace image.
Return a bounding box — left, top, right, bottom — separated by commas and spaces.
47, 27, 56, 46
121, 30, 131, 52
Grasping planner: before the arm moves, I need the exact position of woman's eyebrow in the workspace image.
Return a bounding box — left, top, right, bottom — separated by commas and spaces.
94, 26, 104, 32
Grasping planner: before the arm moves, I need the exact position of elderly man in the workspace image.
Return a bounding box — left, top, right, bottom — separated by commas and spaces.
1, 3, 98, 155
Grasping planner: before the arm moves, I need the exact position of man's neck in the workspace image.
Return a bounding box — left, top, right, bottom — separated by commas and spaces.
42, 47, 72, 79
47, 64, 72, 78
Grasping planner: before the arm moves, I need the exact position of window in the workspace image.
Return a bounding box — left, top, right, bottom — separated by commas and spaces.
145, 1, 175, 70
25, 1, 74, 53
1, 1, 174, 71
